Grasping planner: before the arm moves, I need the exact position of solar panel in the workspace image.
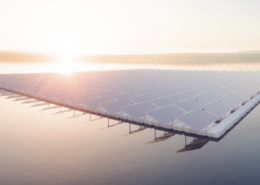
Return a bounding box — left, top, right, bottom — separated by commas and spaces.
107, 86, 127, 91
175, 99, 203, 112
174, 91, 195, 100
93, 87, 111, 93
174, 87, 190, 93
157, 85, 173, 91
195, 93, 219, 104
231, 91, 251, 102
187, 84, 199, 89
197, 80, 210, 86
130, 94, 157, 103
191, 88, 207, 95
112, 92, 139, 100
80, 93, 99, 99
66, 96, 83, 105
238, 81, 247, 86
84, 88, 107, 95
177, 109, 218, 132
210, 89, 227, 97
240, 87, 258, 95
100, 99, 135, 114
202, 101, 232, 117
172, 83, 184, 88
137, 88, 159, 95
121, 102, 158, 119
221, 86, 236, 93
81, 96, 115, 109
147, 105, 185, 125
229, 83, 243, 89
203, 85, 216, 91
122, 87, 141, 92
150, 96, 179, 107
213, 82, 225, 88
153, 90, 174, 97
252, 81, 260, 87
219, 95, 242, 108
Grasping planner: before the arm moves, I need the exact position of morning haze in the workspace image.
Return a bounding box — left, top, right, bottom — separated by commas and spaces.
0, 0, 260, 56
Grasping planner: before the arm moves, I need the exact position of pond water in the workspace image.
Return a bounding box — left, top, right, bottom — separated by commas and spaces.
0, 60, 260, 185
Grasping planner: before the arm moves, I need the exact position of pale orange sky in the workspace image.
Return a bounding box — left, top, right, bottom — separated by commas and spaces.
0, 0, 260, 56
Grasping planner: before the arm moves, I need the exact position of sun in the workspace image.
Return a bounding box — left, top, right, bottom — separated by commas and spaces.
53, 33, 82, 74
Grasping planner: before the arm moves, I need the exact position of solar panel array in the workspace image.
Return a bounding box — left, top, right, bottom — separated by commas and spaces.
1, 69, 260, 132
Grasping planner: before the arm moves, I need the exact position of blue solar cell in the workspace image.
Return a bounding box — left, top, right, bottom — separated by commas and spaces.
219, 95, 242, 108
121, 102, 158, 119
81, 96, 115, 109
151, 96, 179, 107
202, 101, 232, 117
100, 99, 135, 114
174, 91, 195, 100
130, 94, 157, 103
112, 92, 139, 100
175, 99, 203, 112
147, 105, 185, 125
178, 109, 218, 132
153, 90, 174, 97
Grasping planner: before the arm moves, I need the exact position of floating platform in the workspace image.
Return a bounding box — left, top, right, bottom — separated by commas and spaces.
0, 69, 260, 138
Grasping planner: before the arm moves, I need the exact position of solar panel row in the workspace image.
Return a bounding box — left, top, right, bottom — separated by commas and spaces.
1, 69, 260, 132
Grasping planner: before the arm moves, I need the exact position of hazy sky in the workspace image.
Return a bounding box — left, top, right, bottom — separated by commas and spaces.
0, 0, 259, 55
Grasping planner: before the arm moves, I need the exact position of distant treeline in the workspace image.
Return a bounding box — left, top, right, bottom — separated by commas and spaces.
85, 53, 260, 64
0, 51, 55, 62
2, 52, 260, 63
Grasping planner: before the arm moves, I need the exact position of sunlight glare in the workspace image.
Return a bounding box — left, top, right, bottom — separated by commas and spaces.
55, 35, 79, 74
57, 54, 74, 74
58, 59, 72, 74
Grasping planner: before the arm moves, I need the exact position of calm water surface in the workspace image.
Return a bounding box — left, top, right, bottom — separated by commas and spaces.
0, 61, 260, 185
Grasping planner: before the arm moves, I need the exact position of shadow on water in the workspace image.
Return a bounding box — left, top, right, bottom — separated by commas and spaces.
146, 132, 175, 144
177, 137, 209, 153
30, 103, 49, 107
65, 112, 86, 119
1, 88, 251, 154
13, 97, 30, 102
41, 105, 61, 111
21, 100, 39, 104
52, 109, 74, 115
121, 125, 146, 136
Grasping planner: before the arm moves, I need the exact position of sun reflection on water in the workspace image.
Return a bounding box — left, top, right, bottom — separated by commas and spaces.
57, 58, 73, 74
